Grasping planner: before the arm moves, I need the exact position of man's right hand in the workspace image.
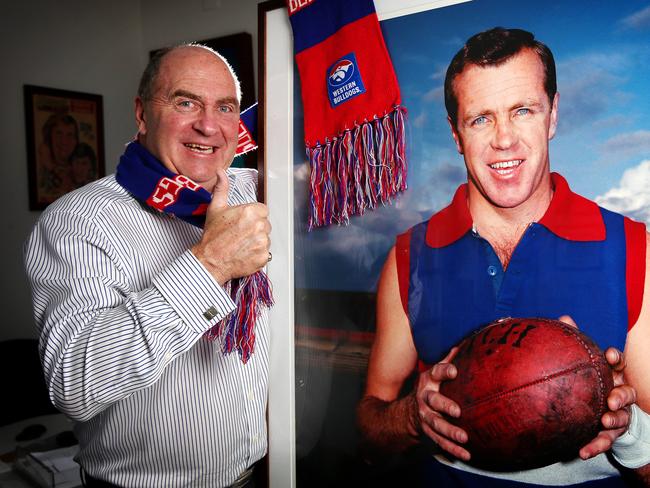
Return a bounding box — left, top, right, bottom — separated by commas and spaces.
192, 168, 271, 285
414, 346, 471, 461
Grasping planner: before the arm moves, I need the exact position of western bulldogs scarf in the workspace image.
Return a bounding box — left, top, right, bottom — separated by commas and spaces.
237, 102, 258, 155
115, 140, 272, 363
287, 0, 407, 229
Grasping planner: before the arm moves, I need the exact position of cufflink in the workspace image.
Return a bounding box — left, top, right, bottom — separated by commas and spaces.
203, 306, 218, 320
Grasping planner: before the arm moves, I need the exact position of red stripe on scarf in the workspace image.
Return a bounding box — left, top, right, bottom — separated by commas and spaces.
295, 13, 401, 145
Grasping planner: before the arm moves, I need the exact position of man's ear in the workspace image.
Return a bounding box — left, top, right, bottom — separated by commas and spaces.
135, 97, 147, 136
448, 116, 464, 155
548, 92, 559, 141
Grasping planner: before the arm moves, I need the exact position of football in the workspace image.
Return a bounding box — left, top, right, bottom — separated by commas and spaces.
439, 317, 614, 471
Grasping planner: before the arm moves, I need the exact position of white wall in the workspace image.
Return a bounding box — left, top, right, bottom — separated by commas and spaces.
0, 0, 264, 340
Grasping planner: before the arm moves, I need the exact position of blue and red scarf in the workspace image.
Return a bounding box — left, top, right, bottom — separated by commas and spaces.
287, 0, 407, 229
115, 139, 272, 363
236, 102, 258, 155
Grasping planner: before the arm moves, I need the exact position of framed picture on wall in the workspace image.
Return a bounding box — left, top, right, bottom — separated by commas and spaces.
24, 85, 105, 211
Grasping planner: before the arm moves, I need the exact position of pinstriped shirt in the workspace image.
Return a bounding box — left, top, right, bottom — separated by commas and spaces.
24, 169, 269, 488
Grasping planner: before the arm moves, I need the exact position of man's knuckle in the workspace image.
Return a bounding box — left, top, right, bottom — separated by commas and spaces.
241, 205, 256, 218
628, 386, 637, 403
428, 414, 438, 431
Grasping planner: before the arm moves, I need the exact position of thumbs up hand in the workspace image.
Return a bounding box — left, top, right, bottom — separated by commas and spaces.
192, 168, 271, 286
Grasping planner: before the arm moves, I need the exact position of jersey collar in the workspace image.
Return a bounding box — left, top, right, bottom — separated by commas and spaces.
425, 172, 605, 248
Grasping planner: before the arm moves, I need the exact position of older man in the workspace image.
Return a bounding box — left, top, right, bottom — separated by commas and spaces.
358, 28, 650, 487
25, 45, 270, 487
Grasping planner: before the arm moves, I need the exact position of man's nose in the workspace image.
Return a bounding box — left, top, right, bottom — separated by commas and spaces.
492, 118, 518, 150
193, 109, 222, 137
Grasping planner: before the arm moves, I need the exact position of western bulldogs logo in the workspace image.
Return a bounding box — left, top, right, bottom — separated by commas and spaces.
328, 59, 354, 86
326, 53, 366, 108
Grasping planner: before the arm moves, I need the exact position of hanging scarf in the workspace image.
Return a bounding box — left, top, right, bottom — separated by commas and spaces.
115, 141, 272, 363
286, 0, 407, 229
237, 102, 258, 155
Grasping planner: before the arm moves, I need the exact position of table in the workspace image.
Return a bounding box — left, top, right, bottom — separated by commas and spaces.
0, 414, 80, 488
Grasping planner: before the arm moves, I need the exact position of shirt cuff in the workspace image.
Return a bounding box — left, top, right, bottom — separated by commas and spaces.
152, 250, 236, 334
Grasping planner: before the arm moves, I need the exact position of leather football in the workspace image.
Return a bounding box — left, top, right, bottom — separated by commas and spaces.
439, 317, 613, 471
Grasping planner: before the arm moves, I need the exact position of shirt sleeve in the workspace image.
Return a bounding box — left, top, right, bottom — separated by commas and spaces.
24, 209, 236, 422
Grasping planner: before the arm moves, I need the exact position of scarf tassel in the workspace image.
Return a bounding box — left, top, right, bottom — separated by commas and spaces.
307, 105, 407, 230
204, 270, 274, 363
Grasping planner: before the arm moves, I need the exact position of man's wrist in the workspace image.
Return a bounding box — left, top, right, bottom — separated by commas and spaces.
612, 404, 650, 469
406, 391, 422, 440
190, 245, 229, 286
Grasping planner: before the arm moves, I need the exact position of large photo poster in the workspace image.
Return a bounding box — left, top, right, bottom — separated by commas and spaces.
268, 0, 650, 485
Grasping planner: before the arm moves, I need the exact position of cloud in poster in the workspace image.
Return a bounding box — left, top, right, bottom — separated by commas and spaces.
292, 154, 467, 290
294, 161, 309, 183
414, 160, 465, 208
592, 114, 629, 131
292, 142, 465, 214
293, 195, 426, 290
429, 65, 447, 81
601, 130, 650, 160
556, 52, 629, 134
595, 160, 650, 225
422, 85, 443, 103
620, 5, 650, 30
412, 110, 428, 128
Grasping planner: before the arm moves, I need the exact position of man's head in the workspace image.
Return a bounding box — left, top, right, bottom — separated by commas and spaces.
135, 44, 241, 191
444, 27, 556, 129
444, 27, 560, 212
70, 142, 97, 185
43, 114, 79, 165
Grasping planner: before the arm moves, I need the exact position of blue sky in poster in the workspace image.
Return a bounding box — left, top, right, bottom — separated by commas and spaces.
293, 0, 650, 292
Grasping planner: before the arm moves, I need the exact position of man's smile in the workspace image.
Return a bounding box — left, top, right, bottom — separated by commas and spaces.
184, 143, 215, 154
489, 159, 523, 175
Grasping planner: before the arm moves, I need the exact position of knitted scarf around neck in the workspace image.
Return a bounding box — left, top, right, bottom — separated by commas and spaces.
115, 141, 273, 363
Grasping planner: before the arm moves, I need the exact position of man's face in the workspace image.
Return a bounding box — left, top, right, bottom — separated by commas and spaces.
72, 156, 92, 184
51, 122, 77, 164
449, 49, 558, 211
135, 47, 240, 192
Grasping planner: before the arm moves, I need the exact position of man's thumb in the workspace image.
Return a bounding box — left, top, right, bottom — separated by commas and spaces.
211, 168, 229, 208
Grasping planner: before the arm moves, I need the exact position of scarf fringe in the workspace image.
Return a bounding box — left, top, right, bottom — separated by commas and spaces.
205, 271, 274, 363
307, 105, 407, 230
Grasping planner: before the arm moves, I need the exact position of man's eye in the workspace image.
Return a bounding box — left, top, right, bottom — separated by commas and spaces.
472, 116, 488, 126
218, 105, 234, 113
175, 99, 197, 111
515, 108, 530, 116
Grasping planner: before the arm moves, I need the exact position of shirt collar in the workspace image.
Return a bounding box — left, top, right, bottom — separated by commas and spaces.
425, 172, 605, 248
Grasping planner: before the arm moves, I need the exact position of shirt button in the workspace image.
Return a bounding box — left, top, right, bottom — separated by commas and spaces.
248, 389, 254, 401
487, 265, 498, 276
